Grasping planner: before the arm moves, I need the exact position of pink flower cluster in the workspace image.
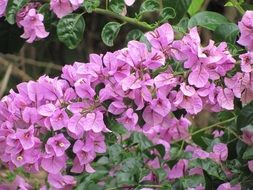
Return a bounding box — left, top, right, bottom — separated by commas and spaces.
1, 10, 253, 190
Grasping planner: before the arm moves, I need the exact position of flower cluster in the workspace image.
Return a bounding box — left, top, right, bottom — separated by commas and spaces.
2, 9, 253, 190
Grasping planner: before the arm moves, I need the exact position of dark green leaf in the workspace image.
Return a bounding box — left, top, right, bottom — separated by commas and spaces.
243, 147, 253, 160
236, 140, 247, 158
188, 11, 229, 31
181, 175, 205, 189
116, 172, 135, 185
160, 7, 176, 22
6, 0, 29, 24
107, 117, 127, 135
57, 13, 85, 49
163, 0, 192, 24
101, 22, 121, 47
83, 0, 100, 13
154, 168, 167, 183
121, 157, 142, 174
108, 144, 123, 163
218, 111, 235, 122
0, 19, 24, 53
214, 23, 239, 43
189, 159, 226, 180
126, 29, 144, 42
140, 0, 160, 14
109, 0, 125, 14
105, 132, 117, 145
237, 103, 253, 129
188, 0, 204, 16
131, 132, 153, 150
144, 144, 166, 158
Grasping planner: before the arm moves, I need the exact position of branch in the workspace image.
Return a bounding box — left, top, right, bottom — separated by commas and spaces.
93, 8, 155, 31
3, 54, 62, 71
0, 57, 33, 81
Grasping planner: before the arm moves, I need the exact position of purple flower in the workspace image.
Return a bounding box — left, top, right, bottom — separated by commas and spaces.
16, 125, 36, 150
0, 0, 7, 17
82, 111, 109, 133
48, 173, 76, 190
145, 23, 174, 51
50, 0, 74, 18
45, 133, 70, 157
240, 52, 253, 73
41, 154, 67, 174
20, 9, 49, 43
117, 108, 138, 130
168, 159, 188, 180
238, 11, 253, 50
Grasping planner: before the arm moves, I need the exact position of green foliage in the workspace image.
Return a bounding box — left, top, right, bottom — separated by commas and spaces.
126, 29, 144, 42
188, 0, 204, 16
5, 0, 28, 24
188, 11, 229, 30
57, 13, 85, 49
139, 0, 160, 14
160, 7, 176, 23
163, 0, 192, 24
190, 159, 227, 181
214, 23, 239, 43
101, 22, 122, 47
237, 103, 253, 129
109, 0, 125, 14
83, 0, 100, 13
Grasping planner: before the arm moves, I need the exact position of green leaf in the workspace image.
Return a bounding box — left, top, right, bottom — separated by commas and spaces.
116, 172, 135, 185
82, 0, 100, 13
131, 132, 153, 150
126, 29, 144, 42
188, 0, 204, 16
144, 144, 166, 158
243, 147, 253, 160
181, 175, 205, 189
188, 11, 229, 31
218, 111, 235, 122
224, 2, 234, 7
107, 117, 127, 135
160, 7, 176, 22
236, 140, 247, 158
0, 19, 24, 53
121, 157, 142, 174
108, 144, 123, 163
109, 0, 125, 14
237, 103, 253, 129
163, 0, 192, 24
6, 0, 29, 24
154, 168, 167, 183
214, 23, 239, 43
140, 0, 160, 14
57, 13, 85, 49
101, 22, 122, 47
189, 159, 226, 180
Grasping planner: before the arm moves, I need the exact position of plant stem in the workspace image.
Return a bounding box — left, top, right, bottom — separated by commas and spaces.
230, 0, 245, 15
191, 117, 236, 136
93, 8, 155, 31
173, 117, 236, 144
